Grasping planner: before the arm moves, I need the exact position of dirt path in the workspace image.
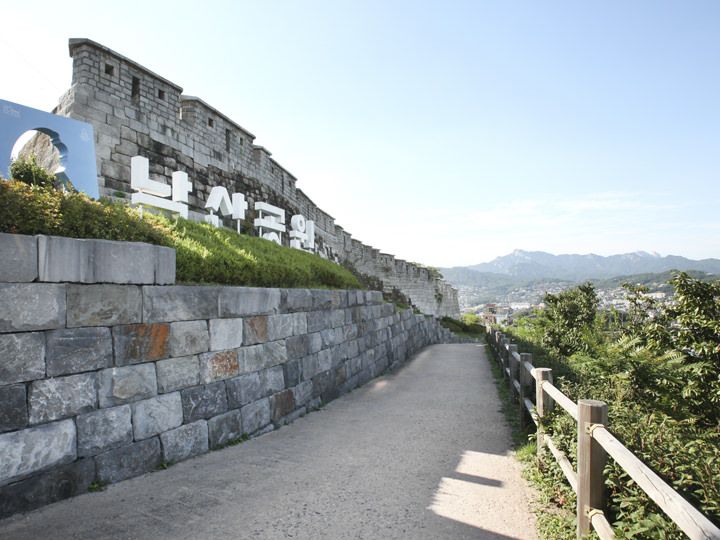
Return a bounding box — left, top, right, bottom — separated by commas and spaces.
0, 343, 537, 539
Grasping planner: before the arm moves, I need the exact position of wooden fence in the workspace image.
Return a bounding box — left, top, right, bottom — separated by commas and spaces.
486, 326, 720, 540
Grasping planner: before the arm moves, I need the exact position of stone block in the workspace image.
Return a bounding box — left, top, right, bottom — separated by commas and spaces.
285, 334, 309, 360
0, 458, 94, 519
330, 309, 346, 328
301, 354, 319, 381
160, 420, 208, 463
0, 419, 76, 486
76, 404, 132, 457
308, 332, 323, 354
267, 313, 307, 341
98, 364, 157, 407
95, 437, 162, 484
199, 350, 239, 383
292, 380, 313, 407
317, 349, 333, 372
239, 341, 287, 373
46, 327, 112, 376
240, 398, 270, 434
208, 318, 243, 351
226, 372, 261, 409
0, 283, 65, 332
283, 359, 300, 387
312, 370, 335, 400
143, 285, 220, 322
131, 393, 183, 440
181, 382, 228, 422
263, 365, 285, 395
208, 409, 243, 449
0, 384, 27, 433
306, 310, 331, 333
243, 316, 268, 345
29, 373, 97, 424
66, 284, 142, 327
37, 235, 93, 283
218, 287, 281, 317
270, 389, 295, 423
168, 320, 209, 356
281, 288, 313, 313
155, 246, 176, 285
156, 355, 199, 393
311, 290, 333, 310
89, 239, 158, 284
0, 233, 37, 282
113, 323, 170, 365
0, 332, 45, 385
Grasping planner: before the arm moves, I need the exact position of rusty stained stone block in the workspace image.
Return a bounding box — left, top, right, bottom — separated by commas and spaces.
270, 389, 295, 423
199, 350, 239, 384
113, 323, 170, 366
243, 316, 268, 345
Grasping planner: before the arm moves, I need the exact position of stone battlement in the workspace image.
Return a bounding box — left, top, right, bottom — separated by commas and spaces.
46, 38, 458, 317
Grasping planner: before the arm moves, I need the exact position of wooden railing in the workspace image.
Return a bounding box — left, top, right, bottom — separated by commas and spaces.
486, 326, 720, 540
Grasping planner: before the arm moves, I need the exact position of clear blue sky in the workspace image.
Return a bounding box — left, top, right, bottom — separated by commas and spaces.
2, 1, 719, 266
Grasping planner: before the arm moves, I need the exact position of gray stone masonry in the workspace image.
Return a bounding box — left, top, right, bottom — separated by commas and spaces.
0, 280, 455, 518
66, 284, 142, 327
46, 327, 112, 376
0, 233, 37, 282
160, 421, 208, 463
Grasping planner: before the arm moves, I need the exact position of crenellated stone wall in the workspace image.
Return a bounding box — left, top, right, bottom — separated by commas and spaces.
0, 232, 455, 518
32, 38, 459, 317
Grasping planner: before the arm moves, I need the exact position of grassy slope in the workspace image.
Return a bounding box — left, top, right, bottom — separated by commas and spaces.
0, 180, 360, 290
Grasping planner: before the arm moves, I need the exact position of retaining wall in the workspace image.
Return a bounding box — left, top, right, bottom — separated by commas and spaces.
25, 38, 459, 317
0, 233, 453, 518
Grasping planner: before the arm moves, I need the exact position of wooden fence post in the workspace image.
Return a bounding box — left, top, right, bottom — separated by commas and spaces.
519, 352, 532, 427
508, 344, 519, 400
577, 399, 608, 539
534, 368, 553, 457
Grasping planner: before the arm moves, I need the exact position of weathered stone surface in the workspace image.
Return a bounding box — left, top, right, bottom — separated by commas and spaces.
46, 327, 112, 376
156, 355, 199, 393
29, 373, 97, 424
0, 332, 45, 384
198, 350, 239, 383
0, 384, 27, 432
0, 419, 76, 486
239, 341, 287, 373
208, 409, 243, 449
281, 288, 313, 313
37, 235, 94, 283
267, 313, 307, 341
98, 364, 157, 407
311, 290, 333, 310
131, 393, 183, 440
95, 437, 162, 484
306, 310, 331, 333
270, 389, 295, 423
76, 404, 132, 457
240, 398, 270, 434
66, 284, 142, 327
283, 359, 300, 387
181, 382, 228, 422
301, 354, 319, 381
91, 239, 157, 284
243, 316, 268, 345
208, 318, 243, 351
0, 283, 65, 332
113, 323, 170, 365
226, 372, 261, 409
0, 233, 37, 282
0, 458, 94, 519
308, 332, 323, 354
168, 320, 209, 357
285, 334, 309, 360
317, 349, 333, 372
143, 286, 220, 323
263, 366, 285, 396
292, 380, 313, 407
160, 420, 208, 463
218, 287, 281, 318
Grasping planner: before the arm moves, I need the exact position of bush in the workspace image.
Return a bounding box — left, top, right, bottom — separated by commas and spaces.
9, 155, 57, 189
0, 179, 360, 290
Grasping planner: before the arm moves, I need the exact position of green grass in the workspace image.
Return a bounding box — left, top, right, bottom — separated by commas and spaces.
0, 180, 361, 290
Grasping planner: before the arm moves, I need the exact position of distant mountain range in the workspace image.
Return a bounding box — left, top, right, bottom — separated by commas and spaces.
442, 250, 720, 283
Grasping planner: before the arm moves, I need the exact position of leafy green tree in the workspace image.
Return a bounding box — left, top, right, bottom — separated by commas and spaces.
540, 282, 599, 356
9, 155, 57, 189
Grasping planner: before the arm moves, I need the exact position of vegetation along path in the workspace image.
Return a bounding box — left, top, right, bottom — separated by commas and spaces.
0, 344, 537, 540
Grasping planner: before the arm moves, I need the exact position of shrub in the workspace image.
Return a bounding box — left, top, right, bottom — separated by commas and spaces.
9, 155, 57, 189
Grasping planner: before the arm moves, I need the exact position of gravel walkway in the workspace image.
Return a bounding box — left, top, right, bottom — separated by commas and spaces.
0, 343, 537, 539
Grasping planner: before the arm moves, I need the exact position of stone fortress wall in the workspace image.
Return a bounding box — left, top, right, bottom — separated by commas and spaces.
43, 38, 459, 318
0, 232, 455, 518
